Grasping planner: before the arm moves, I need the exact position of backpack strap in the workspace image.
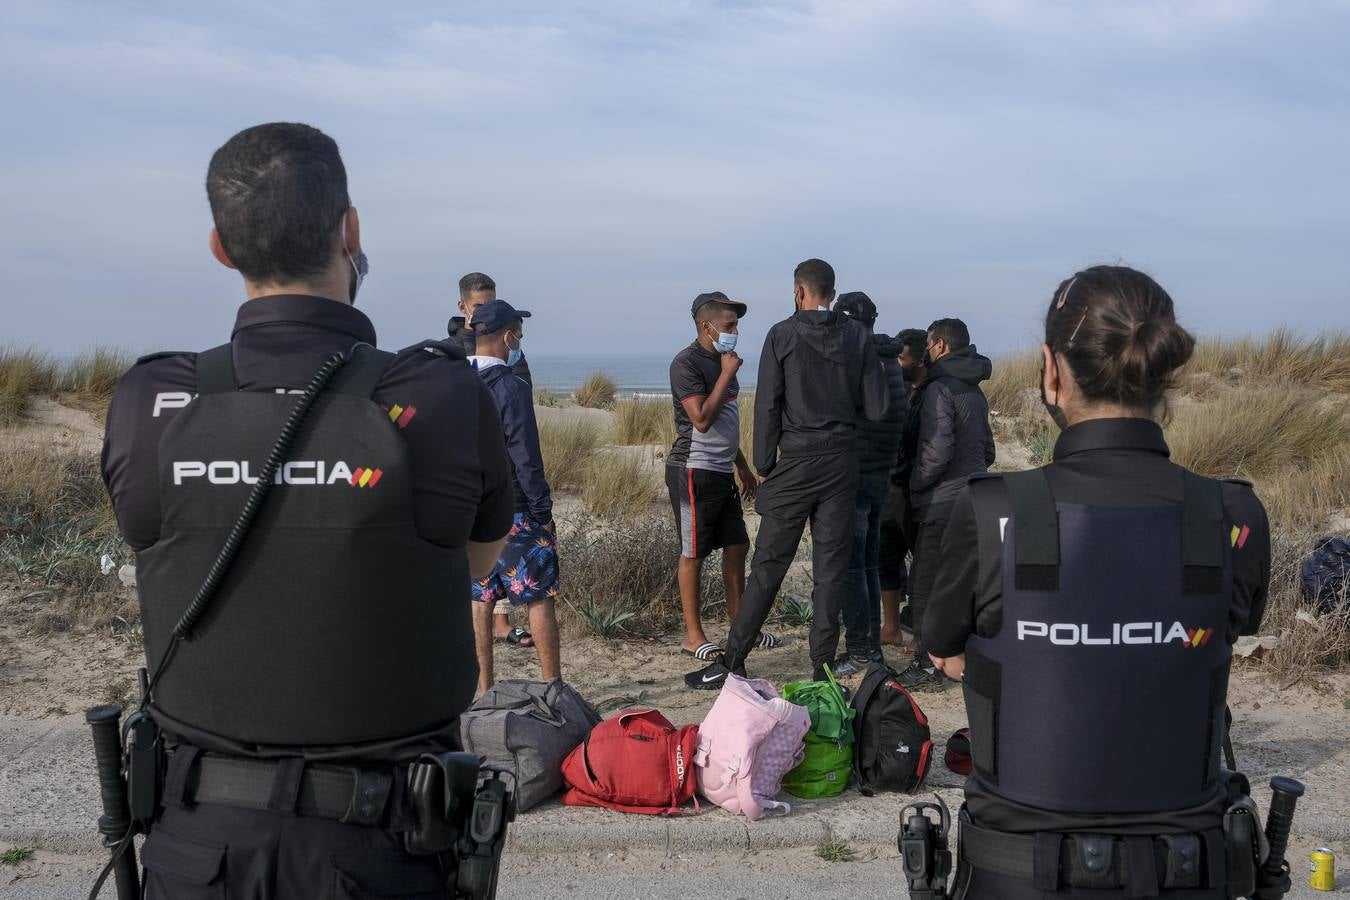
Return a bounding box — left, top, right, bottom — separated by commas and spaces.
1003, 468, 1060, 591
1181, 471, 1225, 594
849, 664, 891, 797
195, 343, 238, 395
329, 344, 396, 398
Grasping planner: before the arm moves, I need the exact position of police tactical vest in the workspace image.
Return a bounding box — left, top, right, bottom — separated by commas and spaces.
136, 344, 475, 747
963, 468, 1233, 815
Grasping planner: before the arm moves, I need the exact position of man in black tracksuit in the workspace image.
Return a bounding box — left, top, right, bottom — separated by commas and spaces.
879, 328, 927, 647
686, 259, 888, 689
902, 317, 995, 690
833, 292, 906, 674
447, 272, 532, 386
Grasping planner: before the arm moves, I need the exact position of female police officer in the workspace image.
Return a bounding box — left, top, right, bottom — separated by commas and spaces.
925, 265, 1270, 899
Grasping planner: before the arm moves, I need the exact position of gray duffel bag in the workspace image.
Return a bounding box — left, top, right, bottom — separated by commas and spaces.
460, 678, 602, 811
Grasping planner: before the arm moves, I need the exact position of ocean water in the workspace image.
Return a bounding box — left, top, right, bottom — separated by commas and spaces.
528, 354, 759, 394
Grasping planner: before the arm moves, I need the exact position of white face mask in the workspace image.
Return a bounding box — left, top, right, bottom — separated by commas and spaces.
714, 331, 738, 353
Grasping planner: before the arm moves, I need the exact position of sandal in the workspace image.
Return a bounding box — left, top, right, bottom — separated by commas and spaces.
757, 630, 782, 649
496, 627, 534, 648
681, 642, 723, 661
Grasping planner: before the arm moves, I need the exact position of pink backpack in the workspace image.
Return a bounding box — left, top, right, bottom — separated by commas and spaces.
694, 675, 810, 820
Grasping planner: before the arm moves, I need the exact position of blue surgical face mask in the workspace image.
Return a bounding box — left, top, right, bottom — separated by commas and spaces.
714, 331, 738, 353
506, 333, 524, 367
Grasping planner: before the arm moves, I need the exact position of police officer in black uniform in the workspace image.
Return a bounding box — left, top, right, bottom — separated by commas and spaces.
924, 266, 1270, 899
100, 123, 514, 898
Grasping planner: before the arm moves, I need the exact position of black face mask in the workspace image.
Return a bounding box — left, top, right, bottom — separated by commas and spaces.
901, 364, 917, 383
348, 250, 369, 305
1039, 359, 1069, 430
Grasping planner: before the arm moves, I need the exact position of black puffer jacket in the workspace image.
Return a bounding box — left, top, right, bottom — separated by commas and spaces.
448, 316, 533, 387
860, 333, 907, 473
910, 345, 995, 518
753, 310, 889, 475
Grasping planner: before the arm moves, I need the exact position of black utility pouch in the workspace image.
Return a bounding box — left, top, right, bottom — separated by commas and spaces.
404, 752, 481, 856
124, 709, 163, 825
1222, 771, 1265, 898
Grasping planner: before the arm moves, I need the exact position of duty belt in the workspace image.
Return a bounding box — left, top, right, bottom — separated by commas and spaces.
163, 748, 406, 828
959, 815, 1225, 895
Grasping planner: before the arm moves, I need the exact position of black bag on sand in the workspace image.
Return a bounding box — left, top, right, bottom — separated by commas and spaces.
1301, 535, 1350, 614
850, 662, 933, 795
460, 678, 602, 811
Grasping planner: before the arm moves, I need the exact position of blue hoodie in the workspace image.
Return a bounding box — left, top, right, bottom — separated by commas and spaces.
474, 359, 553, 524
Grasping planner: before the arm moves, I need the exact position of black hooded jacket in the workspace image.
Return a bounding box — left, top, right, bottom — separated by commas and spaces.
753, 309, 889, 475
909, 344, 995, 516
448, 316, 533, 386
859, 333, 907, 474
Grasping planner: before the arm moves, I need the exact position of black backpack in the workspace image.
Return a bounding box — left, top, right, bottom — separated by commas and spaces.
850, 662, 933, 795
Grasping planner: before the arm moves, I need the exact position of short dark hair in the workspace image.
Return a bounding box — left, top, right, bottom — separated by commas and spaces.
1045, 265, 1195, 413
897, 328, 927, 359
793, 258, 835, 299
927, 318, 970, 350
459, 272, 496, 299
696, 302, 735, 325
206, 123, 350, 282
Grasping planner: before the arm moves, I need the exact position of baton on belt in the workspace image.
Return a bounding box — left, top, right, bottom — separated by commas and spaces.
85, 704, 139, 900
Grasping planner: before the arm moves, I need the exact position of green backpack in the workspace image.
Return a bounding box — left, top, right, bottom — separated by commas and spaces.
781, 666, 855, 798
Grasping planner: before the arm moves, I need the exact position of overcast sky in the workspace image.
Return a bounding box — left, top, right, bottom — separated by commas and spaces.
4, 0, 1348, 359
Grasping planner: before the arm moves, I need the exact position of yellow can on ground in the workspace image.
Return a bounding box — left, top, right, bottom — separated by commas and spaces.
1309, 848, 1335, 892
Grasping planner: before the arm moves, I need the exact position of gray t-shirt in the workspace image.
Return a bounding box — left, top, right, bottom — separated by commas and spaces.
668, 341, 739, 474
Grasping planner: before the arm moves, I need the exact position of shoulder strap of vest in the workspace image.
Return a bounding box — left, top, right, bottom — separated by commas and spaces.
196, 343, 237, 395
1003, 468, 1060, 591
328, 344, 396, 398
1181, 471, 1225, 594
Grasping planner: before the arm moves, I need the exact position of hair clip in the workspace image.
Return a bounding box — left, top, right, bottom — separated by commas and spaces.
1055, 275, 1079, 309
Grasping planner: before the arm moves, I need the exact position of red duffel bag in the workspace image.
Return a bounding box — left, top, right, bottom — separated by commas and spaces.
560, 708, 700, 815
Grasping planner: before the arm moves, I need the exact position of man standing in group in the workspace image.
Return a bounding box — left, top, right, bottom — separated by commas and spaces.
667, 292, 768, 662
833, 292, 906, 676
468, 299, 562, 695
686, 259, 888, 689
450, 271, 536, 648
448, 272, 532, 385
879, 327, 928, 648
902, 318, 995, 690
101, 122, 513, 896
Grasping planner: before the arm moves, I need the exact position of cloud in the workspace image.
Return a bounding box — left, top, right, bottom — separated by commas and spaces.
1, 0, 1348, 356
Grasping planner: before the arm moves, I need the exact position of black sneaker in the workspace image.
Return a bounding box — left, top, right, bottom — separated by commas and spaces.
684, 654, 744, 690
897, 656, 947, 692
831, 655, 873, 678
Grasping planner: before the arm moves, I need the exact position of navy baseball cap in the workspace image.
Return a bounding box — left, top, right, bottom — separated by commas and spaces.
471, 299, 531, 335
691, 291, 748, 319
835, 291, 878, 326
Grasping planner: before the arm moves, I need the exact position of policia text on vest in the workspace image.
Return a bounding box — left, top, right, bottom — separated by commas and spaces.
90, 345, 514, 899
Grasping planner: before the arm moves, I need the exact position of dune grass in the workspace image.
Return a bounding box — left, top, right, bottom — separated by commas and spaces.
1164, 384, 1350, 480
581, 451, 661, 518
0, 347, 59, 425
59, 347, 135, 400
983, 349, 1043, 417
1183, 329, 1350, 392
612, 397, 675, 447
574, 371, 617, 409
537, 418, 601, 491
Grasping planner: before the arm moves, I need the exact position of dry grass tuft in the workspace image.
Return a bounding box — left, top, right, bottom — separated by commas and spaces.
612, 397, 675, 447
1183, 329, 1350, 392
738, 392, 755, 463
538, 419, 601, 491
0, 347, 59, 426
1256, 530, 1350, 674
0, 446, 130, 632
1165, 384, 1350, 479
983, 349, 1043, 417
58, 347, 135, 401
574, 371, 617, 409
582, 451, 661, 519
556, 512, 681, 638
